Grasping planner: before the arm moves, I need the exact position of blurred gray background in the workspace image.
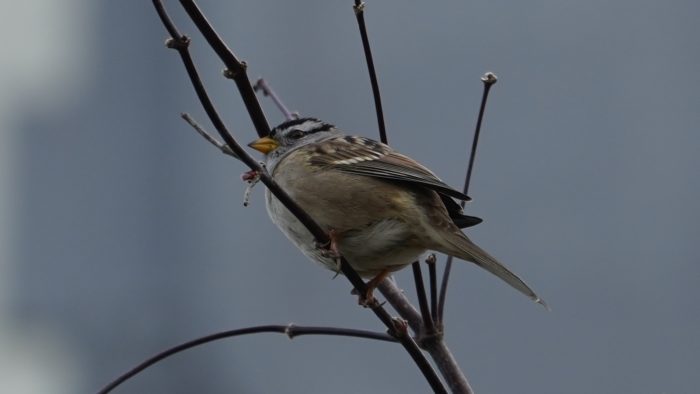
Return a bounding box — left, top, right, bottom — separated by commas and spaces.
1, 0, 698, 393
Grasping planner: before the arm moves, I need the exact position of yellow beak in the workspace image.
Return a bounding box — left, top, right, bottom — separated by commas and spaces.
247, 136, 279, 154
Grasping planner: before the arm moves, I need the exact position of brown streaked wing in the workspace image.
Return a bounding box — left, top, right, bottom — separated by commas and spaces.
309, 136, 471, 201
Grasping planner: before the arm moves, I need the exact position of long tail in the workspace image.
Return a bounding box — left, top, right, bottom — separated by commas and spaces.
440, 232, 549, 309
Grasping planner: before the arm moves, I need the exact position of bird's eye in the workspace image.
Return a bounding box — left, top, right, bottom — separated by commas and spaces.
287, 129, 304, 139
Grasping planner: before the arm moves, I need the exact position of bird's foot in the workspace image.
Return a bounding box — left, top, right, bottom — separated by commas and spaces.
352, 268, 390, 307
316, 229, 343, 276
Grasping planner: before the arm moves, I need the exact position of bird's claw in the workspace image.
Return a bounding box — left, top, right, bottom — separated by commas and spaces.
351, 287, 383, 308
351, 268, 390, 308
317, 229, 342, 274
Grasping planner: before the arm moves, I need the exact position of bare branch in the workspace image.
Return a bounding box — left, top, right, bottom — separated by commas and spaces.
379, 279, 474, 394
253, 78, 297, 121
178, 0, 270, 137
378, 279, 422, 334
412, 262, 436, 334
425, 339, 475, 394
97, 324, 396, 394
181, 112, 236, 157
438, 72, 498, 324
464, 72, 498, 197
352, 0, 388, 144
425, 254, 439, 325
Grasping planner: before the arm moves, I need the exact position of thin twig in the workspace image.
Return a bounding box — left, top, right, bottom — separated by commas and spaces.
152, 2, 446, 391
253, 78, 297, 121
353, 0, 387, 144
437, 72, 498, 324
464, 72, 497, 197
412, 262, 436, 335
181, 113, 236, 157
97, 324, 396, 394
410, 260, 433, 334
425, 254, 439, 326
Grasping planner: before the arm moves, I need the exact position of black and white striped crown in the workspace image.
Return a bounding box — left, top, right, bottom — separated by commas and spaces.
270, 117, 335, 138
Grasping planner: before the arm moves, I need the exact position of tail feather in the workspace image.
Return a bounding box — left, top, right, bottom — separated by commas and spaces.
440, 232, 548, 309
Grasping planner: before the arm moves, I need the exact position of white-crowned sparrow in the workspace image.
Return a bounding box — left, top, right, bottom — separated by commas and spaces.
249, 117, 544, 306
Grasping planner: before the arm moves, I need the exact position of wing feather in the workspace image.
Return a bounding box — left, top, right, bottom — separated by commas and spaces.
309, 136, 471, 201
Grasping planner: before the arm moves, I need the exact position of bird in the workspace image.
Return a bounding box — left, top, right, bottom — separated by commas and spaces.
248, 117, 545, 307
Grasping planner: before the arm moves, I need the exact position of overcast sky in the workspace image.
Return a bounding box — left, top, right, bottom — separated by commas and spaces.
1, 0, 698, 393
